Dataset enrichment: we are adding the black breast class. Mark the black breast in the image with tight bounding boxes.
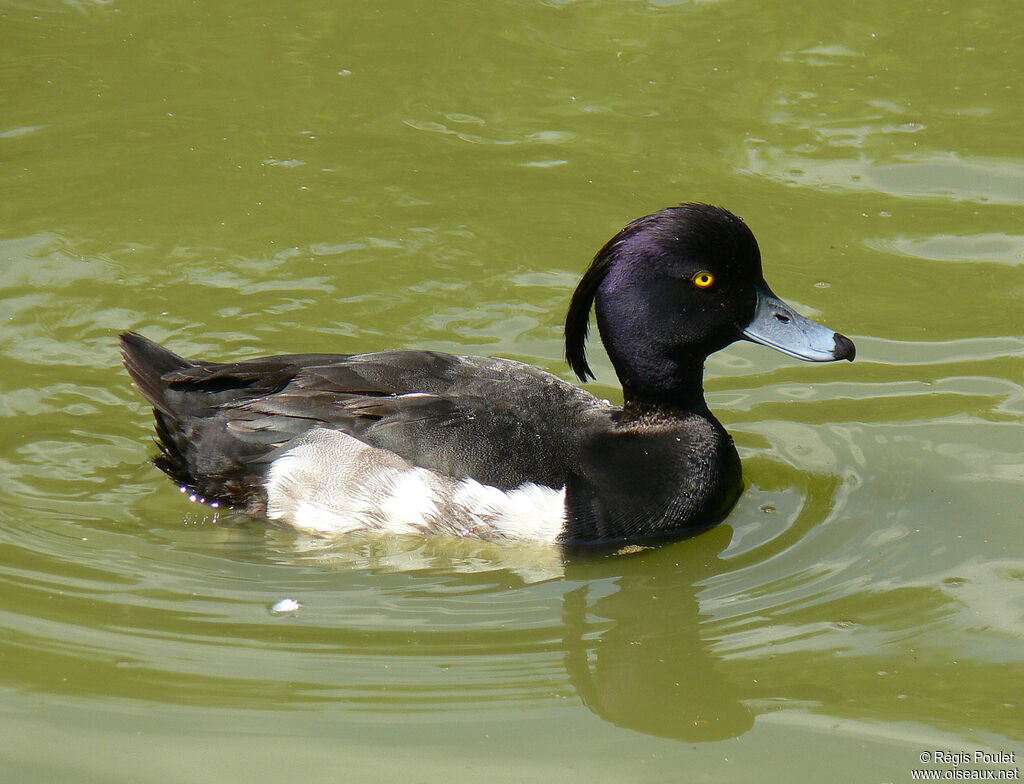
[561,410,742,544]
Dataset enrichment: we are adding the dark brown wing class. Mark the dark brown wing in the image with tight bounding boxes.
[120,332,605,509]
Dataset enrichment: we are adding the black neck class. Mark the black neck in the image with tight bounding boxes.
[615,354,710,421]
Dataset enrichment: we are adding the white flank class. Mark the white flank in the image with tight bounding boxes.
[449,478,566,541]
[264,428,567,543]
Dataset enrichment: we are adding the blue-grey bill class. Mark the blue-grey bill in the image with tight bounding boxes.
[741,284,856,362]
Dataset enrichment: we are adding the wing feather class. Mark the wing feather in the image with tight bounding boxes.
[121,332,607,507]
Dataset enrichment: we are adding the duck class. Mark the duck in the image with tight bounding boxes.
[121,203,855,546]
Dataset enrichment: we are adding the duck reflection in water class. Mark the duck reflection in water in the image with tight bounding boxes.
[561,527,754,741]
[259,521,839,743]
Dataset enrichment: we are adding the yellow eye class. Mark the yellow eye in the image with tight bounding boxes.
[693,271,715,289]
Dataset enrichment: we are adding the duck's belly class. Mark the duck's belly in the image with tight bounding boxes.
[264,428,567,542]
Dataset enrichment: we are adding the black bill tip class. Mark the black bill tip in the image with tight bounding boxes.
[833,332,856,362]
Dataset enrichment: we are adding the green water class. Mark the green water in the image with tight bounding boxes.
[1,0,1022,781]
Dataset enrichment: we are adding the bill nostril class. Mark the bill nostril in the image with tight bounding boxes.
[774,312,791,324]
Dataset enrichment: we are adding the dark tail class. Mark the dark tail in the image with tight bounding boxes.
[119,331,194,416]
[120,331,207,494]
[119,332,280,509]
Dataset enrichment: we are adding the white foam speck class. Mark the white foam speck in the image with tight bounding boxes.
[271,598,301,614]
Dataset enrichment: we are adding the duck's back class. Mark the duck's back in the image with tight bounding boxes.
[120,332,606,528]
